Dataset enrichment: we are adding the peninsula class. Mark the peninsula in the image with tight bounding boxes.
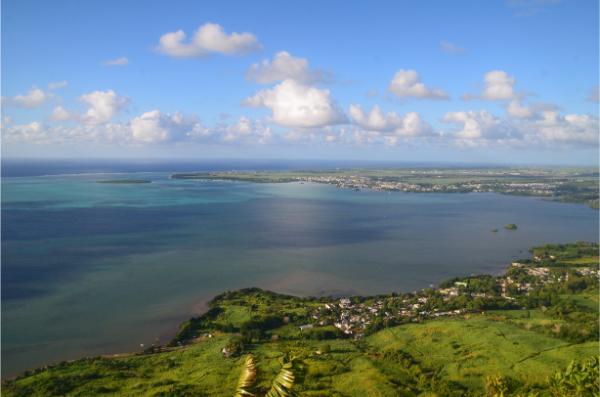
[171,167,600,208]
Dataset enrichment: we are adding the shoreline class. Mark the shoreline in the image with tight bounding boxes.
[0,247,546,380]
[2,243,600,383]
[0,268,501,381]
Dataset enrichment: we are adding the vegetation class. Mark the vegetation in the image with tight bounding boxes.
[3,242,598,396]
[548,356,599,396]
[505,223,518,230]
[531,242,599,262]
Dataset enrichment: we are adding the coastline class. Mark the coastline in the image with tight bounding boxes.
[0,260,508,380]
[5,241,598,397]
[2,237,584,380]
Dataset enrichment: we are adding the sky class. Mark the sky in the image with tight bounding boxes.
[1,0,599,165]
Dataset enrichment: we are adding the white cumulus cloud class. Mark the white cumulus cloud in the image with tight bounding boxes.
[401,112,433,137]
[443,110,507,140]
[349,104,402,131]
[442,106,598,147]
[507,99,533,118]
[157,23,261,58]
[79,90,128,124]
[50,106,75,121]
[482,70,516,100]
[4,88,48,108]
[244,79,346,128]
[532,111,598,145]
[246,51,326,84]
[219,117,272,144]
[2,121,45,142]
[462,70,518,101]
[2,121,132,145]
[131,110,209,143]
[131,110,170,143]
[388,70,448,100]
[348,105,432,137]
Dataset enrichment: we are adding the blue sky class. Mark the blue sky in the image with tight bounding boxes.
[2,0,598,164]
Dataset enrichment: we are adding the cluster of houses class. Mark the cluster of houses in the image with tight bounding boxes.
[509,261,599,286]
[303,294,468,337]
[500,262,594,298]
[577,267,599,277]
[312,298,381,336]
[299,262,598,337]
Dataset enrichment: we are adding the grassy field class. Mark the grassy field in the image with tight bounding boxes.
[566,293,599,311]
[564,256,600,265]
[368,317,597,390]
[4,316,597,396]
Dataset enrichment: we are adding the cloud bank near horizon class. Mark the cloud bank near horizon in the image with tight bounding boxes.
[2,20,598,158]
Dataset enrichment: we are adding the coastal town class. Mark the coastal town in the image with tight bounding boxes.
[297,247,600,338]
[166,242,599,350]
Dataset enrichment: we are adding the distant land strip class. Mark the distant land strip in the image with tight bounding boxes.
[171,167,600,208]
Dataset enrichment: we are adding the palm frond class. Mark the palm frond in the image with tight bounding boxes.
[234,354,257,397]
[265,358,295,397]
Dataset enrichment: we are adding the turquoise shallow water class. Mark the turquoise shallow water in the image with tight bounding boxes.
[2,172,598,376]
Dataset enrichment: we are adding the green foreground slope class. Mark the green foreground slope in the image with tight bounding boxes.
[3,318,597,397]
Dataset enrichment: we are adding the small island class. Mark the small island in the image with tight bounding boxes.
[505,223,518,230]
[96,179,151,184]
